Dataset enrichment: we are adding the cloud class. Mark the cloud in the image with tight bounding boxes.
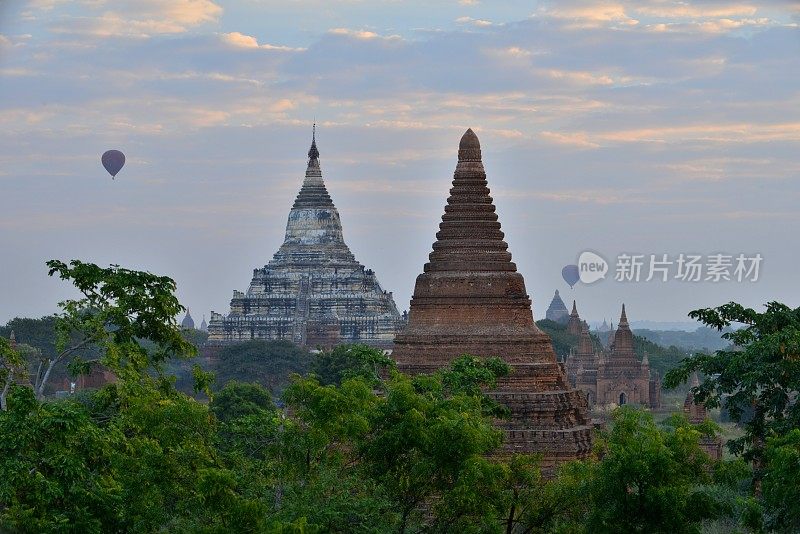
[540,131,601,149]
[455,16,496,27]
[646,17,773,33]
[220,32,304,51]
[543,68,616,86]
[328,28,402,41]
[47,0,223,38]
[537,3,639,27]
[633,3,758,18]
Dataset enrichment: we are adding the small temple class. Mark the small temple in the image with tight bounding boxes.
[565,303,661,409]
[181,310,195,330]
[208,128,404,349]
[566,300,582,336]
[392,129,593,470]
[545,290,569,323]
[684,372,723,459]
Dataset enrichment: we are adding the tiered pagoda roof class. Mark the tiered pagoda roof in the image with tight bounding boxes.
[208,128,403,348]
[393,129,592,470]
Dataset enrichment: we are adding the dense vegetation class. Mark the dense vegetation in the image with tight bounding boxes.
[210,340,314,395]
[635,327,732,353]
[0,261,798,532]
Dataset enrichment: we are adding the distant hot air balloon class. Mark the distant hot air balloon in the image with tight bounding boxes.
[562,264,580,288]
[101,150,125,178]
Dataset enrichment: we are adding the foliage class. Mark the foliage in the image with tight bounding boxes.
[762,429,800,532]
[0,385,123,533]
[0,316,61,359]
[585,408,720,533]
[634,327,733,353]
[24,260,196,399]
[212,340,313,394]
[211,380,275,423]
[664,301,800,465]
[0,337,25,409]
[4,268,797,533]
[0,316,102,395]
[281,355,514,533]
[310,343,394,386]
[632,335,694,379]
[536,319,579,359]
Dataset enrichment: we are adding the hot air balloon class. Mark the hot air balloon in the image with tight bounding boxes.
[562,264,580,288]
[101,150,125,178]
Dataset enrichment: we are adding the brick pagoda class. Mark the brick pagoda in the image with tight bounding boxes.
[392,129,593,469]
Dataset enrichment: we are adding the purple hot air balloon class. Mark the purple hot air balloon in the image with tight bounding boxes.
[562,264,580,288]
[101,150,125,178]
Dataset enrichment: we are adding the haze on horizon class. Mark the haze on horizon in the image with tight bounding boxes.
[0,0,798,326]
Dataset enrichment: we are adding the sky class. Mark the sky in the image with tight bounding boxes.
[0,0,798,326]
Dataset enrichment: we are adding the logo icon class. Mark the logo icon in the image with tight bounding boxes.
[578,251,608,284]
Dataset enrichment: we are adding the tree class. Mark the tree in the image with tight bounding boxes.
[310,343,395,386]
[586,407,718,533]
[536,319,579,360]
[0,337,24,410]
[358,356,510,532]
[0,385,124,532]
[33,260,195,398]
[211,380,276,423]
[664,301,800,468]
[212,340,313,394]
[279,355,513,533]
[762,429,800,532]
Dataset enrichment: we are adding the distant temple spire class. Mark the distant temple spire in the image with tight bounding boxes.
[546,289,569,323]
[610,304,634,356]
[9,330,16,349]
[200,315,208,332]
[308,122,319,161]
[566,299,582,336]
[181,309,195,330]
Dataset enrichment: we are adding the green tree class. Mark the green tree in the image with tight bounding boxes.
[310,343,394,386]
[211,380,276,423]
[34,260,195,397]
[536,319,579,360]
[279,355,513,533]
[762,429,800,532]
[212,340,313,394]
[664,301,800,467]
[586,407,719,533]
[0,337,25,410]
[0,385,124,533]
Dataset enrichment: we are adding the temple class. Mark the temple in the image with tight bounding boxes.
[545,290,569,323]
[392,129,593,470]
[565,303,661,409]
[566,300,582,336]
[181,310,195,330]
[684,372,723,459]
[208,129,404,349]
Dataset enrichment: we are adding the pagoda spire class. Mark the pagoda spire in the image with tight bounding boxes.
[610,304,635,357]
[571,300,578,315]
[425,128,515,273]
[308,122,319,162]
[292,124,334,209]
[273,124,356,266]
[619,303,629,327]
